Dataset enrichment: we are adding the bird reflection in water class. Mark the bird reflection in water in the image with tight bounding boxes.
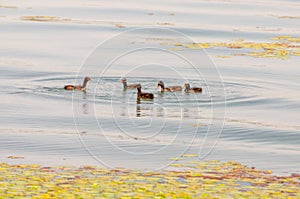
[155,92,166,118]
[119,91,127,117]
[136,98,154,117]
[183,107,190,118]
[82,92,89,115]
[136,99,141,117]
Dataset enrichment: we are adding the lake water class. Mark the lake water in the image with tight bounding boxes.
[1,0,300,175]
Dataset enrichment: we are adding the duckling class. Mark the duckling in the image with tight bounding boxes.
[120,78,141,90]
[64,77,91,91]
[137,84,154,99]
[183,83,202,93]
[157,81,182,92]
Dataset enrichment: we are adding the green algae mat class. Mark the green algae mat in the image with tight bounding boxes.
[1,159,299,198]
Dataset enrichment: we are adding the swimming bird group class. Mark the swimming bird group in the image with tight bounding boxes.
[64,77,202,99]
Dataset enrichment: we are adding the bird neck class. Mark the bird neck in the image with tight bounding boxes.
[184,85,190,92]
[137,87,142,95]
[123,81,127,88]
[159,84,165,90]
[82,78,89,88]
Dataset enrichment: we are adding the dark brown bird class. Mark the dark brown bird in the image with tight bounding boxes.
[183,83,202,93]
[120,78,141,90]
[137,84,154,99]
[157,81,182,92]
[64,77,91,91]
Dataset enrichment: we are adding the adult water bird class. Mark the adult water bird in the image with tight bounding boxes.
[183,83,202,93]
[120,78,141,90]
[157,81,182,92]
[64,77,91,91]
[137,84,154,99]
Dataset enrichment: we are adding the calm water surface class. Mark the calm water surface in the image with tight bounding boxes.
[0,0,300,174]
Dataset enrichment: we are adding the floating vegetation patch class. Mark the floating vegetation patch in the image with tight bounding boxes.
[0,5,17,9]
[1,160,300,198]
[20,15,170,29]
[7,156,24,159]
[20,16,127,28]
[166,37,300,59]
[271,36,300,43]
[270,14,300,20]
[157,22,174,26]
[115,24,126,28]
[21,16,67,22]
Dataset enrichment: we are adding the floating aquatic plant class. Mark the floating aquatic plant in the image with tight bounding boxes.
[166,37,300,60]
[1,158,299,198]
[21,16,62,22]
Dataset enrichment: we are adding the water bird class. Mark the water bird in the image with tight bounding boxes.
[183,83,202,93]
[137,85,154,99]
[64,77,91,91]
[157,81,182,92]
[120,78,141,90]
